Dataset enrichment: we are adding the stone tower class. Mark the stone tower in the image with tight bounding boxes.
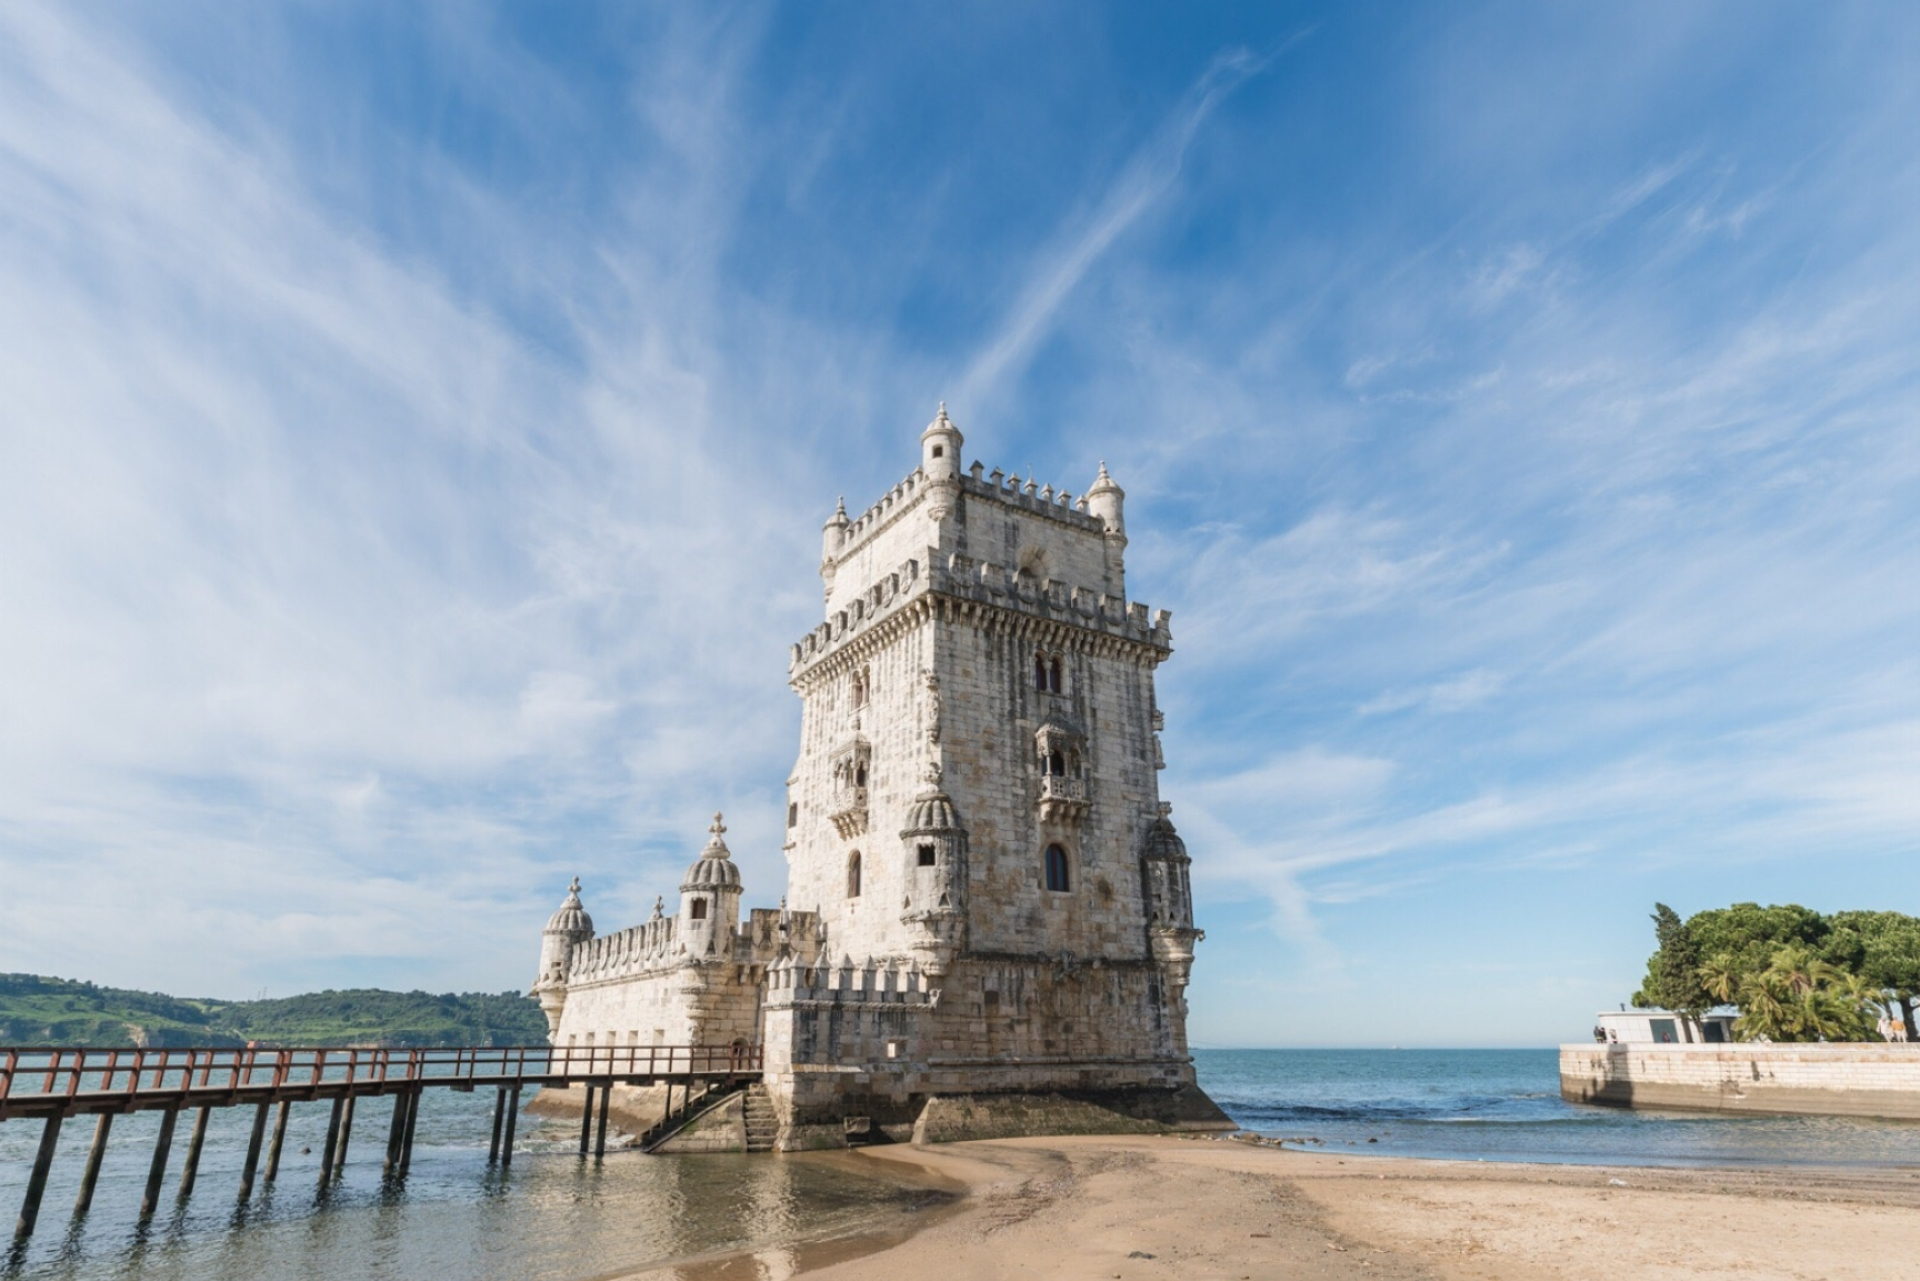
[533,406,1225,1147]
[765,405,1220,1144]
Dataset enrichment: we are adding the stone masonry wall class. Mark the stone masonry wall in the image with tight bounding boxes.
[1560,1043,1920,1119]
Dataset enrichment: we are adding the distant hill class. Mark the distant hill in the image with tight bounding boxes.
[0,974,550,1048]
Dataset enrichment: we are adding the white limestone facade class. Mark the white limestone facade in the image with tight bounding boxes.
[533,407,1220,1147]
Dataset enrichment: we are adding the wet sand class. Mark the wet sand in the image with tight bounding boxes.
[622,1133,1920,1281]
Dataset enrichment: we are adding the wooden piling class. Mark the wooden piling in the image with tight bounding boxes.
[594,1084,611,1158]
[177,1106,212,1199]
[499,1085,520,1169]
[333,1096,355,1175]
[317,1097,345,1187]
[74,1113,112,1216]
[397,1088,420,1177]
[238,1101,270,1201]
[383,1091,409,1172]
[579,1085,595,1156]
[139,1106,179,1220]
[14,1114,62,1240]
[487,1087,506,1164]
[263,1100,291,1184]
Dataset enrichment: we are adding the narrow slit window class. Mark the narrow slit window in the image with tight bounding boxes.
[787,802,798,828]
[1049,657,1063,694]
[1034,654,1049,691]
[847,851,862,898]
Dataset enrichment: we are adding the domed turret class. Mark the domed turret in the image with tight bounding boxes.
[920,402,964,482]
[1086,461,1127,595]
[680,813,743,957]
[1140,804,1201,1018]
[533,877,594,1039]
[900,761,967,977]
[545,877,595,936]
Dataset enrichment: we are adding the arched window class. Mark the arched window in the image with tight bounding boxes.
[1047,750,1065,777]
[1034,654,1049,691]
[689,897,708,921]
[847,851,862,898]
[1044,844,1070,892]
[1049,657,1063,694]
[855,764,868,788]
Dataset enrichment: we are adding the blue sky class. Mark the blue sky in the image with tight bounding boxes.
[1,3,1915,1046]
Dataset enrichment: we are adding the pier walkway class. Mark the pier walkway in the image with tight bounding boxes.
[3,1043,760,1243]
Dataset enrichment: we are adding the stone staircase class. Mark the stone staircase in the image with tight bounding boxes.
[742,1084,777,1153]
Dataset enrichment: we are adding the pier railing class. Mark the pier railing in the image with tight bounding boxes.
[4,1042,762,1242]
[0,1043,760,1118]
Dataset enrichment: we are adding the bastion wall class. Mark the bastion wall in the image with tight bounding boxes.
[1559,1043,1920,1120]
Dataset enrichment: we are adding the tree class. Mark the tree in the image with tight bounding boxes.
[1687,903,1829,979]
[1830,911,1920,1040]
[1730,943,1878,1043]
[1632,903,1712,1030]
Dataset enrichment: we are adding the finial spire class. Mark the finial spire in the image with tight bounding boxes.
[710,811,726,837]
[567,876,581,896]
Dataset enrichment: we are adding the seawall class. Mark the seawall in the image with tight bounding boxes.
[1560,1043,1920,1120]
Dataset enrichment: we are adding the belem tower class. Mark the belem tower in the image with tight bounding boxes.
[533,407,1228,1148]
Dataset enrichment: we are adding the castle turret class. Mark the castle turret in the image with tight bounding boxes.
[921,402,963,482]
[1086,461,1126,595]
[534,877,593,1039]
[820,498,849,600]
[680,813,743,958]
[899,760,968,980]
[1140,804,1201,1041]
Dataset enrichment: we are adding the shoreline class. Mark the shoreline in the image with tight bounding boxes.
[614,1134,1920,1281]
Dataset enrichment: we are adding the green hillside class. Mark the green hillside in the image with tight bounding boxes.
[0,974,550,1048]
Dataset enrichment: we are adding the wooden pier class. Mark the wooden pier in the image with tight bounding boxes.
[2,1043,760,1242]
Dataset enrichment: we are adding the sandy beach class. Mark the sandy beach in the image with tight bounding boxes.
[620,1134,1920,1281]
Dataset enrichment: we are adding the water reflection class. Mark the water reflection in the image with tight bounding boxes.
[0,1095,945,1281]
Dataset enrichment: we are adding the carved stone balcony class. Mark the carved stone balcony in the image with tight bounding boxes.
[1036,775,1089,824]
[829,787,869,838]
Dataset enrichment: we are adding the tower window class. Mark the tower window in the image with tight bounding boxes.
[847,851,862,898]
[1044,844,1071,892]
[917,843,937,867]
[1034,654,1049,691]
[855,764,867,788]
[1049,657,1063,694]
[932,445,944,458]
[787,802,798,828]
[1046,750,1065,777]
[689,897,708,921]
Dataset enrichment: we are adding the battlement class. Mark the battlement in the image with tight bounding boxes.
[563,906,826,989]
[789,550,1171,682]
[564,915,681,985]
[958,462,1107,532]
[764,952,937,1006]
[824,459,1110,570]
[826,468,930,563]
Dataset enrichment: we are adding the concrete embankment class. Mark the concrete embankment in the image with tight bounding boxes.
[1561,1042,1920,1119]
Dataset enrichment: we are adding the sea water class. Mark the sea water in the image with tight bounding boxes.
[0,1092,945,1280]
[1199,1047,1920,1168]
[5,1050,1920,1279]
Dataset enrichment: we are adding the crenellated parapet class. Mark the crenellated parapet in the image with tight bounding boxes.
[789,551,1172,687]
[764,953,938,1009]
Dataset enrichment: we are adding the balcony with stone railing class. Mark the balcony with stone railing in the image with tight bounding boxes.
[1037,775,1089,824]
[829,787,869,838]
